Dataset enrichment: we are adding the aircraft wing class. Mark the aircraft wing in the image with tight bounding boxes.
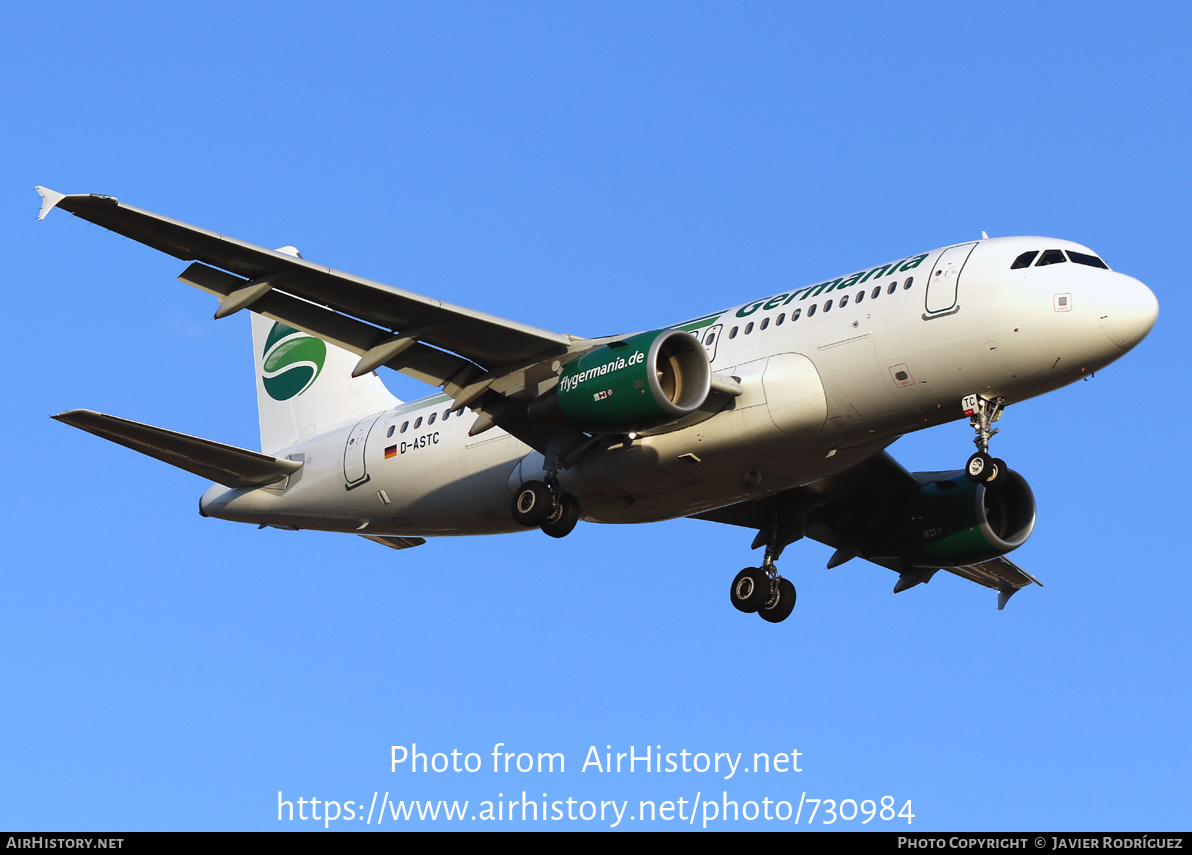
[691,451,918,532]
[36,188,580,413]
[939,556,1042,608]
[691,451,1043,608]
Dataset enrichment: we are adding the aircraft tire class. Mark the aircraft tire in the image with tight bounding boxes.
[987,458,1008,484]
[730,567,770,613]
[758,577,796,623]
[966,452,994,483]
[512,480,552,527]
[541,493,580,539]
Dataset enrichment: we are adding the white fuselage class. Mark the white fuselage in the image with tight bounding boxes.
[200,236,1157,535]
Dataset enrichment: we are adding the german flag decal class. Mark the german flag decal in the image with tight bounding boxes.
[385,445,397,459]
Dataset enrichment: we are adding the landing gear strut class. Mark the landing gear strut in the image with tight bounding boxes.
[729,494,801,623]
[963,394,1008,484]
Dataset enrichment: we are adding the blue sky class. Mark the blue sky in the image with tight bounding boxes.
[2,2,1188,831]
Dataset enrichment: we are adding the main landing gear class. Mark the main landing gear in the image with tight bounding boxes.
[730,565,796,623]
[729,493,802,623]
[512,479,580,539]
[963,394,1009,484]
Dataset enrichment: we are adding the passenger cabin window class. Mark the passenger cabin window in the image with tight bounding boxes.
[871,285,881,299]
[729,326,738,339]
[807,304,817,317]
[886,281,897,295]
[823,299,833,312]
[704,331,716,346]
[776,313,785,325]
[386,425,395,438]
[760,317,769,330]
[400,421,409,433]
[1011,250,1039,269]
[839,294,849,307]
[904,277,914,290]
[428,412,437,425]
[1036,249,1067,266]
[792,309,801,321]
[1069,251,1109,269]
[745,322,754,335]
[414,417,423,429]
[856,290,864,303]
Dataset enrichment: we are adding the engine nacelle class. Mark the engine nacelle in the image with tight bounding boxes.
[545,328,712,433]
[863,470,1036,567]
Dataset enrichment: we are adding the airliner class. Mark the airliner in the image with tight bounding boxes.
[37,187,1158,622]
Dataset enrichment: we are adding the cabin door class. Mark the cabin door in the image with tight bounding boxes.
[923,243,977,318]
[343,413,384,489]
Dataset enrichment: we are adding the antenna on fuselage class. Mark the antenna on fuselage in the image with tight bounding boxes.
[981,231,989,240]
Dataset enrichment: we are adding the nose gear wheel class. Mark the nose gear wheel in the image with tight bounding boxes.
[963,395,1008,484]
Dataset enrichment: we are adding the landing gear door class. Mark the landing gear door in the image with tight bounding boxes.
[923,243,977,319]
[344,412,383,489]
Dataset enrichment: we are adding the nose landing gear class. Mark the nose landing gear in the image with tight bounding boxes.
[963,394,1008,484]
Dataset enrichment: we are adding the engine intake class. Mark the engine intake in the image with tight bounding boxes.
[863,469,1036,567]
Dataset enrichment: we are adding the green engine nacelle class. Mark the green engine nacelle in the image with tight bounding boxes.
[865,471,1037,567]
[553,328,712,433]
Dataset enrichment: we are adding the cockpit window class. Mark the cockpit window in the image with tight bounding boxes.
[1068,251,1109,269]
[1036,249,1067,267]
[1011,251,1038,269]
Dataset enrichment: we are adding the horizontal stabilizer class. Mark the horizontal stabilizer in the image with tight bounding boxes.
[359,534,427,551]
[52,409,302,489]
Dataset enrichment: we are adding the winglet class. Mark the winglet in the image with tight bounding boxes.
[35,186,66,221]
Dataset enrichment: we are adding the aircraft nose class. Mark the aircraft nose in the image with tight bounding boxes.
[1100,276,1159,350]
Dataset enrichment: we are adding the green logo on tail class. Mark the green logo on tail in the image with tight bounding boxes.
[262,323,327,401]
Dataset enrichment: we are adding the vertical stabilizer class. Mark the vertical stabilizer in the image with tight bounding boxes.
[251,312,401,454]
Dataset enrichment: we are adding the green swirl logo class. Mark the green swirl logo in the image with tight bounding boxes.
[261,322,327,401]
